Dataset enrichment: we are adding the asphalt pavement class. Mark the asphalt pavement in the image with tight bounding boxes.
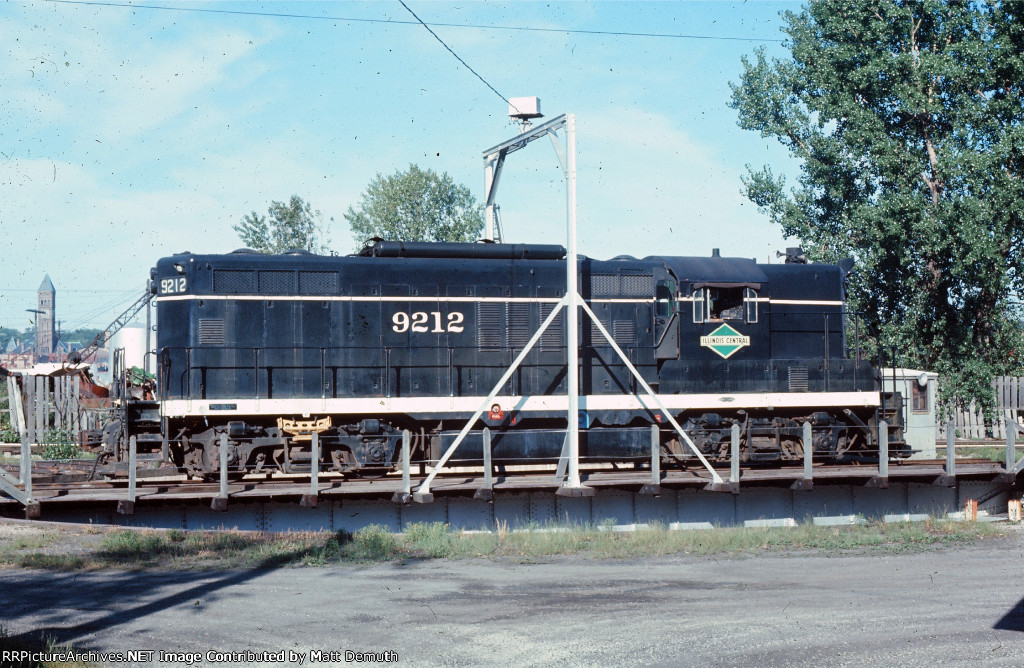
[2,533,1023,667]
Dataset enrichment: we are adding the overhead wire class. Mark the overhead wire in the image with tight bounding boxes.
[59,284,149,332]
[396,0,510,108]
[42,0,786,43]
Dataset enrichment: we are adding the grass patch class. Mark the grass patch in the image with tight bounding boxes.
[0,625,95,668]
[0,519,1006,571]
[938,446,1013,464]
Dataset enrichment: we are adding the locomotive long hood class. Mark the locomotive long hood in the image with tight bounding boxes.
[649,255,768,286]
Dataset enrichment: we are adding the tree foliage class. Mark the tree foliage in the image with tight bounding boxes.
[344,164,484,249]
[729,0,1024,409]
[234,195,330,254]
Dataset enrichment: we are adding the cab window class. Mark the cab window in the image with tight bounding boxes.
[655,280,676,318]
[693,286,759,323]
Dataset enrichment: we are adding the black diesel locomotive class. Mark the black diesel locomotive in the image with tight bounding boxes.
[137,241,905,477]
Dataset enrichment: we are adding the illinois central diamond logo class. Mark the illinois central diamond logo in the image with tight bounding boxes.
[700,323,751,359]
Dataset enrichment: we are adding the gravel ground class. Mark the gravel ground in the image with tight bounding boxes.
[0,522,1022,667]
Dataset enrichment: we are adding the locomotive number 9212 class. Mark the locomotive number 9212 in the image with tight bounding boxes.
[392,310,465,333]
[159,277,188,295]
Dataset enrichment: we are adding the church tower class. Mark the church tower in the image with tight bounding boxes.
[36,274,55,360]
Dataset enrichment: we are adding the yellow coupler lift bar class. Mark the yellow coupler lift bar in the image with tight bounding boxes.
[277,417,332,442]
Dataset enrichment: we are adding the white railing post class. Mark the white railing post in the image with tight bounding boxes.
[651,424,660,486]
[791,421,814,491]
[129,435,137,503]
[802,421,813,484]
[878,420,888,480]
[19,426,30,487]
[118,435,137,515]
[311,431,319,493]
[393,430,412,504]
[640,424,661,495]
[475,427,494,501]
[301,431,320,508]
[22,429,33,507]
[1006,417,1015,473]
[945,420,956,477]
[730,423,740,486]
[211,432,229,511]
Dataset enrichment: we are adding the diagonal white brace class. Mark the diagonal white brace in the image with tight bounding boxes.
[415,295,570,499]
[0,469,30,505]
[579,298,723,484]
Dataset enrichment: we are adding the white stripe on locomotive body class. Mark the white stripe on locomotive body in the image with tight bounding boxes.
[676,296,842,306]
[158,294,842,307]
[767,299,844,306]
[161,391,880,419]
[157,294,568,303]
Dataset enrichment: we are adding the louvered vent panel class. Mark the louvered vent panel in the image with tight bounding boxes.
[258,270,293,294]
[590,317,609,346]
[621,274,654,296]
[540,304,563,350]
[613,320,635,346]
[198,319,225,345]
[507,303,532,351]
[213,270,254,293]
[590,274,619,297]
[789,366,809,392]
[478,303,503,350]
[299,271,338,295]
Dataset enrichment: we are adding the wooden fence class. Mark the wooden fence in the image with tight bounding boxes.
[937,376,1024,441]
[5,373,109,445]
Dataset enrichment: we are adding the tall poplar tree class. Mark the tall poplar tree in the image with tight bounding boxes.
[730,0,1024,408]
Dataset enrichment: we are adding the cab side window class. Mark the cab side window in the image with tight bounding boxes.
[655,280,676,318]
[693,286,759,323]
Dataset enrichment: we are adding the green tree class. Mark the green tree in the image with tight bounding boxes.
[729,0,1024,410]
[344,164,484,249]
[234,195,331,254]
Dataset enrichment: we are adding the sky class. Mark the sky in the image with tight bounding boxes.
[0,0,803,331]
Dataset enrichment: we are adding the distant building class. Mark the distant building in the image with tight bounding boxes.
[36,274,56,360]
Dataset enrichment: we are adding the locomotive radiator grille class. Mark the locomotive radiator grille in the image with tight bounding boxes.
[299,271,338,295]
[213,269,254,293]
[258,270,293,294]
[197,319,225,345]
[789,365,809,392]
[478,303,503,350]
[613,320,635,346]
[539,304,563,350]
[507,303,532,350]
[590,273,654,297]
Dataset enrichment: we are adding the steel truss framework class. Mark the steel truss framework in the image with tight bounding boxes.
[414,114,723,502]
